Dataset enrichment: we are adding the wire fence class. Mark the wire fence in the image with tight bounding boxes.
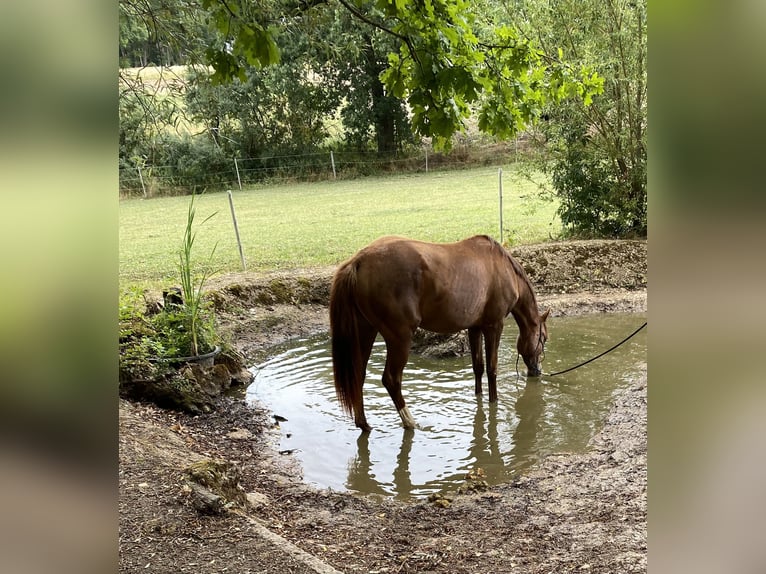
[118,139,534,198]
[119,162,558,282]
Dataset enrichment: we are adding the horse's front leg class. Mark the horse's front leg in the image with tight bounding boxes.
[381,334,416,429]
[468,327,484,395]
[484,323,503,403]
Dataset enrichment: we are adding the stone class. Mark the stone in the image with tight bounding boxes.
[189,483,225,515]
[245,491,271,509]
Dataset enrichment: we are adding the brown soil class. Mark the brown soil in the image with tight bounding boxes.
[119,239,647,573]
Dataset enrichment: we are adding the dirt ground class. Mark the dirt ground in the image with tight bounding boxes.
[119,239,647,573]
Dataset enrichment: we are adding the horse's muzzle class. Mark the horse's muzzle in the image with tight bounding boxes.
[527,366,542,377]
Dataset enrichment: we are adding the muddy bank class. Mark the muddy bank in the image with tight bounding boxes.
[119,239,647,573]
[208,239,646,362]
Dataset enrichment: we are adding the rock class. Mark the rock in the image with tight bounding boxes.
[245,491,271,509]
[189,483,225,515]
[427,493,453,508]
[610,450,629,463]
[119,340,255,414]
[412,330,469,357]
[231,367,254,386]
[184,458,247,512]
[215,348,253,386]
[119,370,215,415]
[227,428,254,440]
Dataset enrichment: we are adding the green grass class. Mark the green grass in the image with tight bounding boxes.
[119,165,561,288]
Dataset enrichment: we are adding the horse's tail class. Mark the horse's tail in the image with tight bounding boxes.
[329,261,365,419]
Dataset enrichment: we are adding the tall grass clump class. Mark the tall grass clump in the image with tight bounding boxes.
[177,194,217,356]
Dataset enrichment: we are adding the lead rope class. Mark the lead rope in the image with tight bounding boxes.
[545,321,647,377]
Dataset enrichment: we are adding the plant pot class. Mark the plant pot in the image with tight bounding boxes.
[163,346,222,368]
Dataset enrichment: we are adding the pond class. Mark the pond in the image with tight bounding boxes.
[246,313,646,500]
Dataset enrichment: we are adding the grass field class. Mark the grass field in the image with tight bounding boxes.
[119,165,561,288]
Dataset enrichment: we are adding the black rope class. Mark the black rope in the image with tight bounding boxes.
[545,321,647,377]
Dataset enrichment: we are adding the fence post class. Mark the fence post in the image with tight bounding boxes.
[137,165,147,198]
[234,157,243,191]
[425,148,429,173]
[330,151,337,179]
[498,168,504,243]
[227,190,247,270]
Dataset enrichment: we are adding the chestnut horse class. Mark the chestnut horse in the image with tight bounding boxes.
[330,235,549,432]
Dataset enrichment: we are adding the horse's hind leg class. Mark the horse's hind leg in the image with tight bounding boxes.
[353,322,378,432]
[468,327,484,395]
[381,333,416,429]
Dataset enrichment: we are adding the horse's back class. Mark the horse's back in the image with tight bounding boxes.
[355,235,491,268]
[349,235,514,333]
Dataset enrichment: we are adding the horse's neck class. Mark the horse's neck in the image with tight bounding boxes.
[510,277,539,334]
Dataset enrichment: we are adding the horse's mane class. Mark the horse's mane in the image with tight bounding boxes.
[478,234,537,301]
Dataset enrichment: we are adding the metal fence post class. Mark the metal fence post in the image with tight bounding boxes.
[227,190,247,270]
[137,165,147,198]
[498,168,504,243]
[234,157,243,190]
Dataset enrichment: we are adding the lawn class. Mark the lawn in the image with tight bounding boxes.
[119,165,560,288]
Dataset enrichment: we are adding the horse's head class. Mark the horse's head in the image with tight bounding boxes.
[517,309,550,377]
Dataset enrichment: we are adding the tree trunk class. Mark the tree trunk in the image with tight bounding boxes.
[364,36,397,154]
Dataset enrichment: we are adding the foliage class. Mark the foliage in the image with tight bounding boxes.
[199,0,280,82]
[516,0,647,237]
[119,291,218,381]
[316,5,416,152]
[185,62,338,158]
[380,0,602,148]
[119,0,598,172]
[158,132,235,189]
[118,66,190,171]
[119,288,171,381]
[119,196,219,378]
[195,0,602,149]
[119,0,220,169]
[184,4,416,157]
[550,125,643,236]
[119,0,213,67]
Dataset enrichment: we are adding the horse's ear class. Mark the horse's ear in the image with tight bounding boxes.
[541,309,550,322]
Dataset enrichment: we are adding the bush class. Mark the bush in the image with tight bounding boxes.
[550,126,646,238]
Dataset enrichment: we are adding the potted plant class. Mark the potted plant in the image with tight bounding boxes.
[119,193,220,373]
[119,194,225,412]
[167,193,220,363]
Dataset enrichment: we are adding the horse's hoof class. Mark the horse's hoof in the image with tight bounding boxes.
[358,423,372,433]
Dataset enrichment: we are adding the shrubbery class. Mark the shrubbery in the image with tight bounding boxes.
[550,128,646,237]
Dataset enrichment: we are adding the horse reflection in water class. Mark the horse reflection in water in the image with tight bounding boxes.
[346,430,417,498]
[345,380,546,499]
[330,235,549,432]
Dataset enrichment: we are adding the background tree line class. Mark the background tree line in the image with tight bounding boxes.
[119,0,646,237]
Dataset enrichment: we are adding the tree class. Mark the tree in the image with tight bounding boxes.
[119,0,213,67]
[186,62,339,157]
[315,4,415,153]
[119,0,216,167]
[185,2,416,157]
[199,0,603,149]
[515,0,647,237]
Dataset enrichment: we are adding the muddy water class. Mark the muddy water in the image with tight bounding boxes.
[246,313,646,500]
